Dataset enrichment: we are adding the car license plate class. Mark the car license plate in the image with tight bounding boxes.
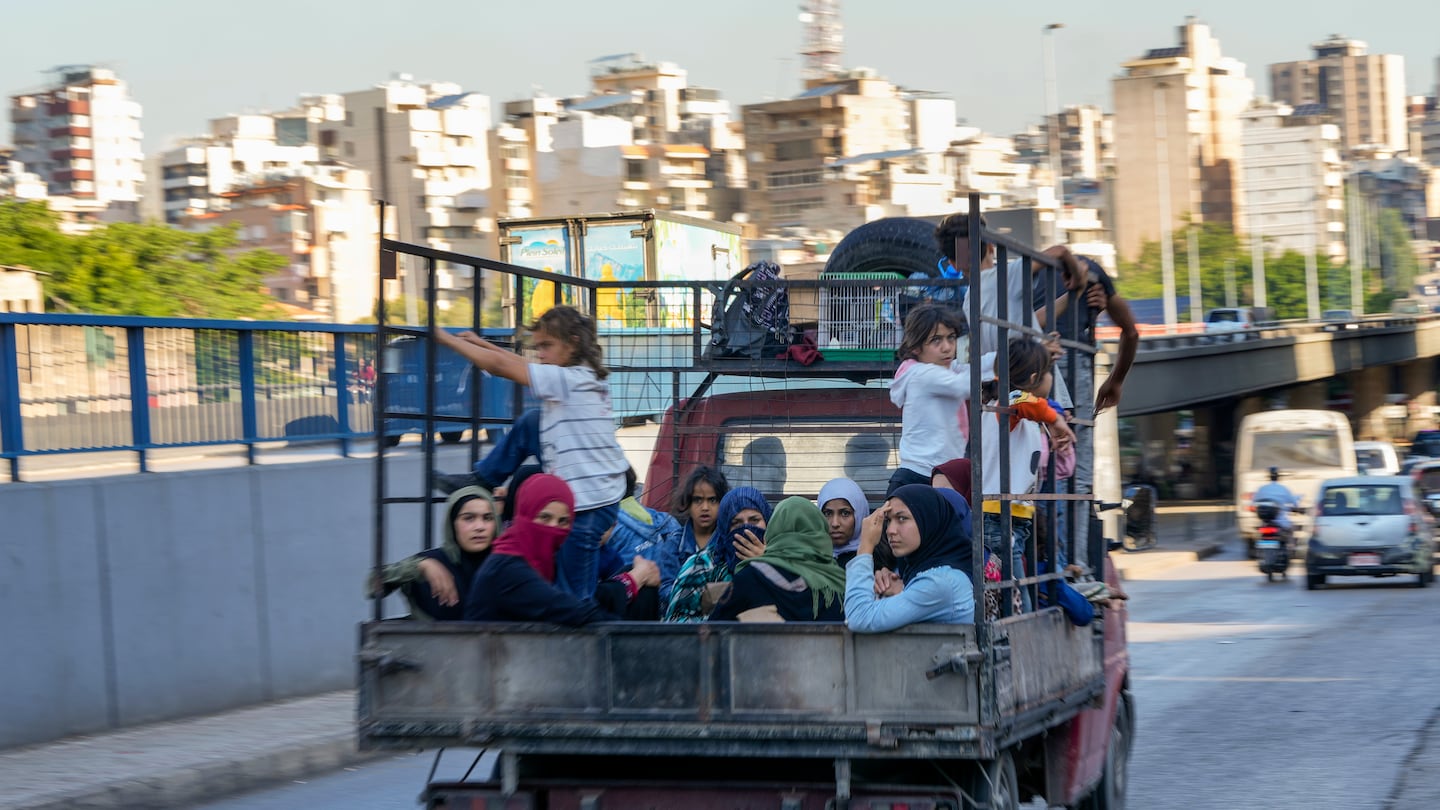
[1349,553,1381,567]
[1256,539,1280,549]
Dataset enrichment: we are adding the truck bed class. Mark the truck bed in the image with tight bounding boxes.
[358,608,1104,761]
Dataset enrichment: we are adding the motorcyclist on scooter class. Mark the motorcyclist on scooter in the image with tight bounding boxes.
[1253,467,1300,535]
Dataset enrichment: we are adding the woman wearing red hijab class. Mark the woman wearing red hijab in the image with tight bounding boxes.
[465,473,658,625]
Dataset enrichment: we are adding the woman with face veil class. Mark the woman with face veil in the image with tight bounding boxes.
[465,474,658,626]
[708,497,846,622]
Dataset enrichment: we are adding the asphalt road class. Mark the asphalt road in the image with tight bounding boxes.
[195,547,1440,809]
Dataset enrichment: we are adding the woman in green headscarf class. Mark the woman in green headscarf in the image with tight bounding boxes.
[707,496,846,622]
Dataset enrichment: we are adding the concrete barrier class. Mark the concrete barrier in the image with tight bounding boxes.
[0,455,432,749]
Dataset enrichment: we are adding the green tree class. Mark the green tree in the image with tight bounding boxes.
[0,200,286,319]
[1115,221,1376,321]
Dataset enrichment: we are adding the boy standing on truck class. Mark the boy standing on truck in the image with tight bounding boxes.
[433,306,628,600]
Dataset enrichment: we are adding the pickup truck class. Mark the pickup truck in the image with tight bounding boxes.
[360,202,1132,809]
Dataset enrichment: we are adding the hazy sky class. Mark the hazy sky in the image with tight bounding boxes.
[4,0,1437,152]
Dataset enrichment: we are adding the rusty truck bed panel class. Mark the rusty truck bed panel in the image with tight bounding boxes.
[358,611,1104,759]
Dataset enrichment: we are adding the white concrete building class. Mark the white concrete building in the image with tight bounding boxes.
[10,66,144,205]
[156,113,318,224]
[1239,102,1347,262]
[312,78,494,300]
[0,152,48,201]
[0,265,45,313]
[1270,36,1408,155]
[1112,18,1254,260]
[182,164,379,322]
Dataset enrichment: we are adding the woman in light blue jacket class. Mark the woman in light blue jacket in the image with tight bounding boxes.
[845,484,975,632]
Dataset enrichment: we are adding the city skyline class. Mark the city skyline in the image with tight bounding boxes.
[4,0,1436,152]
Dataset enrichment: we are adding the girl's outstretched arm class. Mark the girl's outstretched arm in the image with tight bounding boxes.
[434,329,531,385]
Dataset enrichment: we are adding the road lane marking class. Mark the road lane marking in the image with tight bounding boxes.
[1135,676,1359,683]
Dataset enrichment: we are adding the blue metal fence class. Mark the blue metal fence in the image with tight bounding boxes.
[0,313,380,481]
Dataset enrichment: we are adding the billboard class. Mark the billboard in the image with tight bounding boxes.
[505,225,575,324]
[653,218,743,327]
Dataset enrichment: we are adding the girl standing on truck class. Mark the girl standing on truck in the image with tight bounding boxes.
[664,487,771,623]
[844,484,975,632]
[707,497,846,622]
[433,306,629,602]
[465,473,659,626]
[367,485,498,621]
[977,337,1074,610]
[887,304,971,496]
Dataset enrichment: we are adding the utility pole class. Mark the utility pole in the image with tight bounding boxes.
[1305,198,1320,321]
[1043,23,1064,245]
[1187,225,1202,322]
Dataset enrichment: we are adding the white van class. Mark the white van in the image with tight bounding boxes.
[1235,409,1356,555]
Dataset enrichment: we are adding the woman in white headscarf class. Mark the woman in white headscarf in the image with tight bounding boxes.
[816,477,871,567]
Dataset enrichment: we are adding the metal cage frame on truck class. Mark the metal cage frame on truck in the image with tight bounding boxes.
[359,194,1132,809]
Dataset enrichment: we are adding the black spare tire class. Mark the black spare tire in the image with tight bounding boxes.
[822,217,947,278]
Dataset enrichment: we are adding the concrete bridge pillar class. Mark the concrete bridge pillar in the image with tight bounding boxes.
[1285,382,1329,410]
[1348,365,1393,441]
[1402,359,1438,433]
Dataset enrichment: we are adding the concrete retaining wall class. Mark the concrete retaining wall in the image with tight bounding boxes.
[0,455,431,749]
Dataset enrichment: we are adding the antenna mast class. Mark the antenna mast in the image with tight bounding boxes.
[798,0,844,85]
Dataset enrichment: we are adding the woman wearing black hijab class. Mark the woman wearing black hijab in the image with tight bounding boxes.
[844,484,976,632]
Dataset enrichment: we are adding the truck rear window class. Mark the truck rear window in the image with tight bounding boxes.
[717,421,900,503]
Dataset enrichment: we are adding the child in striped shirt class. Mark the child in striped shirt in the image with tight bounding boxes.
[434,306,628,600]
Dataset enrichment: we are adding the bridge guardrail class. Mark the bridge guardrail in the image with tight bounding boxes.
[0,314,378,481]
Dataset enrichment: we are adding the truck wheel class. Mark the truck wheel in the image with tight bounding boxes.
[972,749,1019,810]
[439,431,465,444]
[1091,694,1133,810]
[1305,572,1325,590]
[382,434,403,448]
[823,217,946,277]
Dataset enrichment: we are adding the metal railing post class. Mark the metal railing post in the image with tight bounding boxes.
[333,332,352,457]
[238,330,258,465]
[0,322,25,481]
[125,326,151,473]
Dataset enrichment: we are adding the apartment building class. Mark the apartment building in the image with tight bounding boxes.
[1239,102,1347,262]
[9,66,144,205]
[311,78,494,301]
[181,165,378,322]
[530,114,715,217]
[741,69,915,234]
[154,113,318,224]
[1111,18,1254,260]
[1270,36,1408,154]
[1013,105,1112,183]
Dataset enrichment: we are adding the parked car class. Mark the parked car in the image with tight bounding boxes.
[1354,440,1401,476]
[1305,476,1435,590]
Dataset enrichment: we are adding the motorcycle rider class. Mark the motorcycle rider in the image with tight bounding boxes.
[1252,466,1300,550]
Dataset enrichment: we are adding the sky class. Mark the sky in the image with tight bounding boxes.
[3,0,1438,153]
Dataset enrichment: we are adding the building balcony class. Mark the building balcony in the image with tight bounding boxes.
[414,149,448,167]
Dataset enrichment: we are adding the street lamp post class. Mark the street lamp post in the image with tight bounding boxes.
[1043,23,1064,244]
[1154,81,1178,329]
